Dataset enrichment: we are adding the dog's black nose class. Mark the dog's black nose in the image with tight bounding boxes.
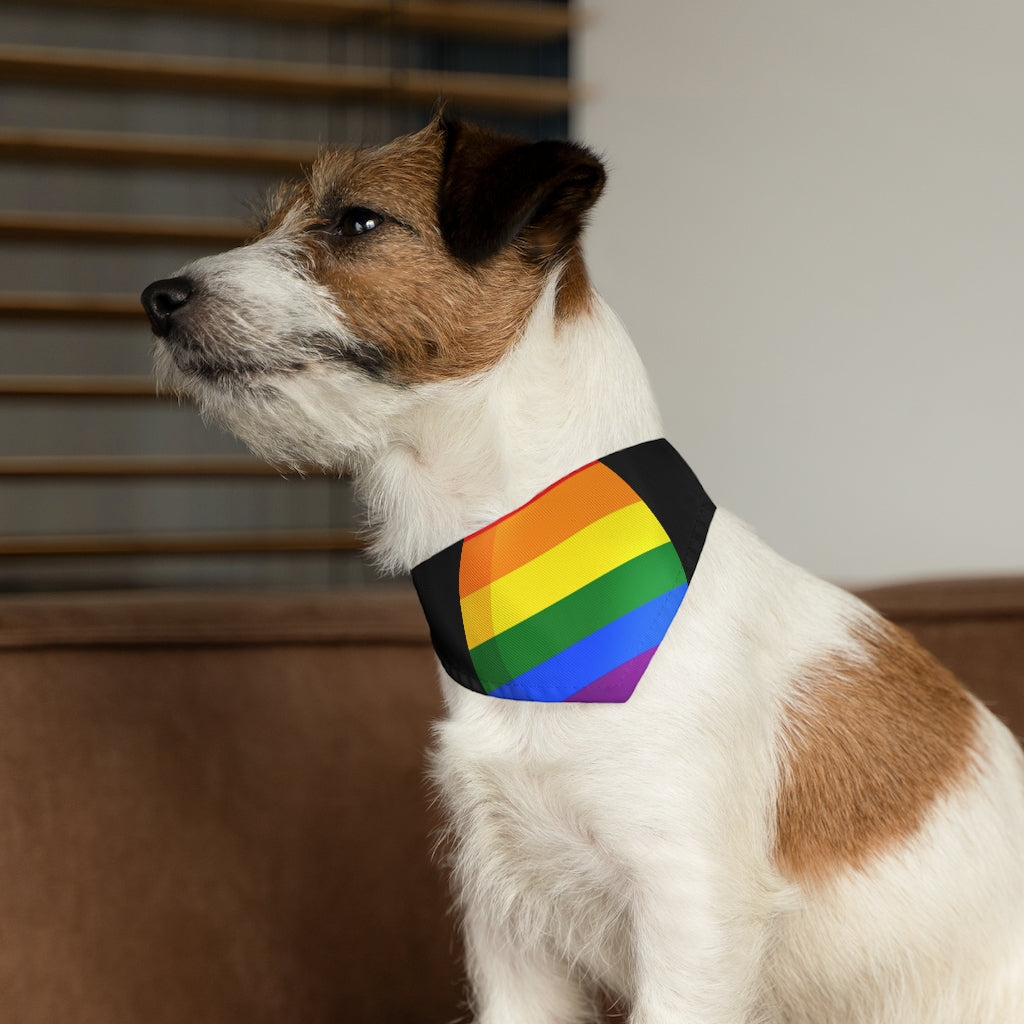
[141,277,193,336]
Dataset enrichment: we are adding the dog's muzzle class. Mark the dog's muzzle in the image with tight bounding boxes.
[141,276,194,337]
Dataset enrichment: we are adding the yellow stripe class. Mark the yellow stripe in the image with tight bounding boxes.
[460,500,668,649]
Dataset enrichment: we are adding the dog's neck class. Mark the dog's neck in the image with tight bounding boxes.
[358,278,665,574]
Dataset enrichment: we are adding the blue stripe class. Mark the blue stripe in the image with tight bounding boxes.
[488,584,687,702]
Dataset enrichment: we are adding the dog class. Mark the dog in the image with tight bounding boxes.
[142,117,1024,1023]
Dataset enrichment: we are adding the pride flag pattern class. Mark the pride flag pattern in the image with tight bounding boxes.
[411,439,715,704]
[459,461,685,701]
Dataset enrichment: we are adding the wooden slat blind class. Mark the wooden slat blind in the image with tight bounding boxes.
[0,295,143,321]
[0,529,362,557]
[0,375,154,397]
[0,44,577,114]
[0,0,574,590]
[0,128,321,174]
[0,211,251,247]
[0,456,289,477]
[30,0,577,41]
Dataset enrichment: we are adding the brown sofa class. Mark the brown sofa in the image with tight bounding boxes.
[0,579,1021,1023]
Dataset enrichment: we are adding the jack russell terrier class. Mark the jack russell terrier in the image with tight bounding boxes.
[142,117,1024,1023]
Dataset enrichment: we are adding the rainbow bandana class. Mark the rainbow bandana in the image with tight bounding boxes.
[411,439,715,703]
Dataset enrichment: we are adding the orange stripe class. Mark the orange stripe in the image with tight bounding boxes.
[459,520,498,622]
[459,461,641,598]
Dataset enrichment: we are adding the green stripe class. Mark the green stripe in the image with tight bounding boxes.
[467,542,684,691]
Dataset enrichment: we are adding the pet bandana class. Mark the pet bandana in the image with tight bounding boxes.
[411,439,715,703]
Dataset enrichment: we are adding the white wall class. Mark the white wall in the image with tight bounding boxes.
[576,0,1024,585]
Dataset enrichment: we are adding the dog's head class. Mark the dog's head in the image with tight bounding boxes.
[141,118,605,470]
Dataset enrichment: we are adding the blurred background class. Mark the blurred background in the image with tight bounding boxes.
[579,0,1024,586]
[0,0,570,592]
[2,0,1022,592]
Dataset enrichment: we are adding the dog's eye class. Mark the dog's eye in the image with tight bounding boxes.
[333,207,386,238]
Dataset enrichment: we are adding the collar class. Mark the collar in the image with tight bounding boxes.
[411,439,715,703]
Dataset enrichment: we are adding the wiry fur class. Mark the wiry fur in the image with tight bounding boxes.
[143,119,1024,1023]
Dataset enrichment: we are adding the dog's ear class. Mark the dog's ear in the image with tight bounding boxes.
[438,118,606,266]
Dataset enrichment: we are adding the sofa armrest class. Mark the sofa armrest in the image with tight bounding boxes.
[859,576,1024,738]
[0,587,461,1024]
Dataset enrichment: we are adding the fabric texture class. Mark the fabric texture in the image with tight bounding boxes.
[411,439,716,702]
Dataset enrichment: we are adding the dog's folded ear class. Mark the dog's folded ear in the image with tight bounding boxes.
[438,118,606,266]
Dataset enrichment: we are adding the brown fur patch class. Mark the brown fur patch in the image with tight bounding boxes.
[554,242,595,322]
[775,618,979,883]
[261,123,567,384]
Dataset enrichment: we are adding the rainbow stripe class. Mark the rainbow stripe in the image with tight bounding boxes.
[411,439,715,705]
[456,460,687,702]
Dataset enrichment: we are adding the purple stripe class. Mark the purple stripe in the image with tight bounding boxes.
[566,646,659,703]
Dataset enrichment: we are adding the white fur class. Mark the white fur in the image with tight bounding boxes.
[152,212,1024,1023]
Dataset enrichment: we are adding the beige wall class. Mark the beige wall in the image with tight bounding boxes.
[576,0,1024,585]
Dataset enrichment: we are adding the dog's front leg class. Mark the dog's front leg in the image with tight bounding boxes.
[462,901,597,1024]
[625,856,776,1024]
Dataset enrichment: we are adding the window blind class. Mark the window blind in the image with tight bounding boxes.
[0,0,574,591]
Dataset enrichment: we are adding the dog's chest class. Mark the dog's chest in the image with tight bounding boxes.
[434,726,633,983]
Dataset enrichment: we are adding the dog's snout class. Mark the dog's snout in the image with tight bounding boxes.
[141,276,193,337]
